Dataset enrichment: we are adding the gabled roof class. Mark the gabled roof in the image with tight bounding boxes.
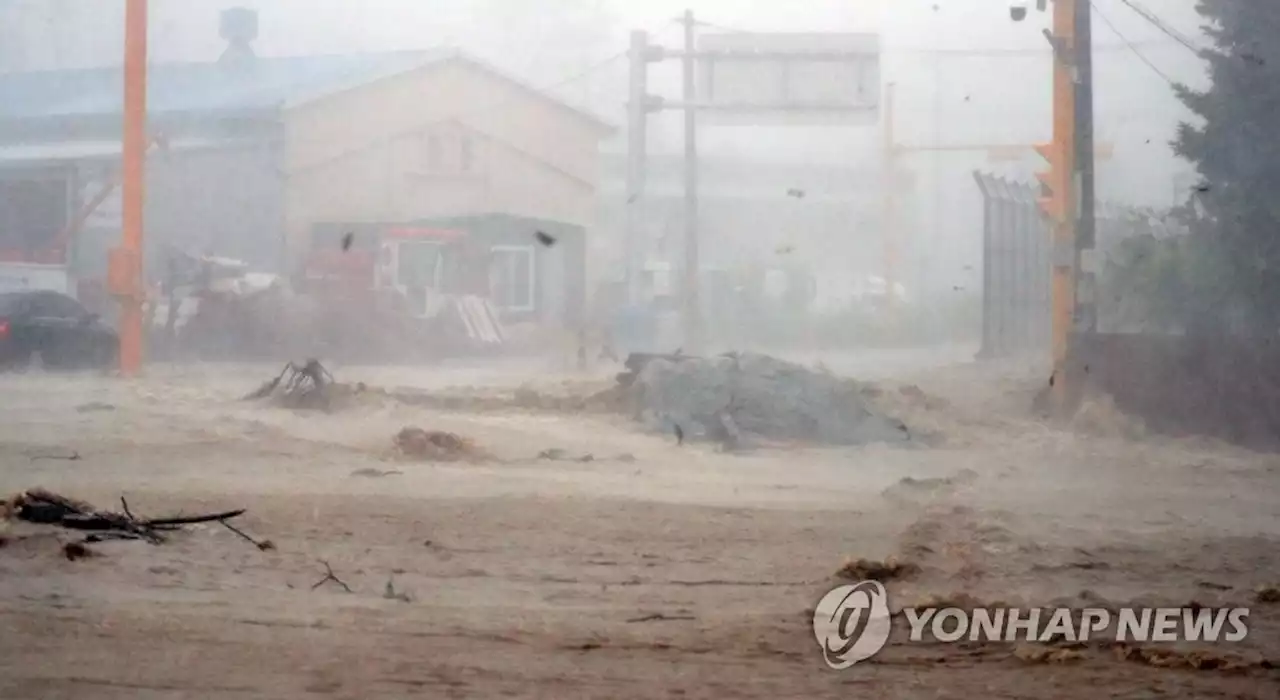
[0,49,613,132]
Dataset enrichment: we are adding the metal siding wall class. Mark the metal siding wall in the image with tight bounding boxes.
[974,171,1052,359]
[976,170,1139,359]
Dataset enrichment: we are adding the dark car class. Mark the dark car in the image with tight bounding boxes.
[0,290,118,371]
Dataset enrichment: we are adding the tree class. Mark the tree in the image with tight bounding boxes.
[1098,208,1201,332]
[1171,0,1280,333]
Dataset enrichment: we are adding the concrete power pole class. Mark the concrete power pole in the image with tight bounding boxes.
[114,0,149,376]
[680,9,702,354]
[625,10,869,354]
[1033,0,1095,410]
[1073,0,1097,338]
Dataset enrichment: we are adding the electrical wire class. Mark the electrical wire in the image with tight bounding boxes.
[692,15,1187,57]
[1093,1,1178,87]
[285,20,677,157]
[690,18,752,35]
[521,18,678,94]
[533,34,652,93]
[1112,0,1203,54]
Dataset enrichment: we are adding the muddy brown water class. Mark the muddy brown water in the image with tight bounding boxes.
[1,349,1277,698]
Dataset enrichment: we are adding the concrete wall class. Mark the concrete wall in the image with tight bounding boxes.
[281,59,607,269]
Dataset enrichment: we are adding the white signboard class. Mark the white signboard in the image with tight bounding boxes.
[696,32,880,126]
[0,262,69,294]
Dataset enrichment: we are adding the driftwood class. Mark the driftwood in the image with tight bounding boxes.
[10,489,95,524]
[218,518,276,551]
[311,560,353,593]
[30,451,82,462]
[6,489,254,547]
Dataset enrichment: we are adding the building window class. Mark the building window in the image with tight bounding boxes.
[489,245,535,312]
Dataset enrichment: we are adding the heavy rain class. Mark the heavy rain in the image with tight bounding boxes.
[0,1,1276,697]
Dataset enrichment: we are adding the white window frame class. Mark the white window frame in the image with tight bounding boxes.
[395,239,444,290]
[489,244,536,313]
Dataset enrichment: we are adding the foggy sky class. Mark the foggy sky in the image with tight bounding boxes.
[0,0,1210,296]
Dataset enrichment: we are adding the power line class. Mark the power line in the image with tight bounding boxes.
[689,18,749,35]
[286,22,678,160]
[886,41,1180,56]
[538,20,679,92]
[537,48,629,91]
[691,15,1192,57]
[1093,1,1177,87]
[1113,0,1203,54]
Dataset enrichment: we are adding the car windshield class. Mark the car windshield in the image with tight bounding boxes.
[24,291,85,318]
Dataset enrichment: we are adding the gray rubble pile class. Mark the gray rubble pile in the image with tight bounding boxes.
[627,352,912,448]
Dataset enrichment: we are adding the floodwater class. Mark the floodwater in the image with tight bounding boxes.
[0,346,1277,698]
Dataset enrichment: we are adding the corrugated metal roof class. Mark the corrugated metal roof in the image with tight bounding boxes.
[0,50,451,121]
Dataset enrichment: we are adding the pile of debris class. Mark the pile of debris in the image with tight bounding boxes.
[2,488,267,557]
[244,359,351,411]
[393,426,486,462]
[616,351,912,449]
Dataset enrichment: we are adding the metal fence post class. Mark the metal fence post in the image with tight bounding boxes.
[1016,180,1040,353]
[994,176,1016,357]
[974,171,994,358]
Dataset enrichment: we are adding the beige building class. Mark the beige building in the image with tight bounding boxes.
[281,50,612,265]
[0,10,613,329]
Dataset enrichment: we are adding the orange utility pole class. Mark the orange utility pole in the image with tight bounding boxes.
[1033,0,1076,408]
[111,0,148,375]
[880,76,1104,331]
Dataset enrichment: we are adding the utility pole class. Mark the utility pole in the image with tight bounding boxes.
[112,0,148,376]
[680,9,702,354]
[1073,0,1097,338]
[1026,0,1096,407]
[624,29,650,306]
[621,12,873,354]
[1032,0,1077,410]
